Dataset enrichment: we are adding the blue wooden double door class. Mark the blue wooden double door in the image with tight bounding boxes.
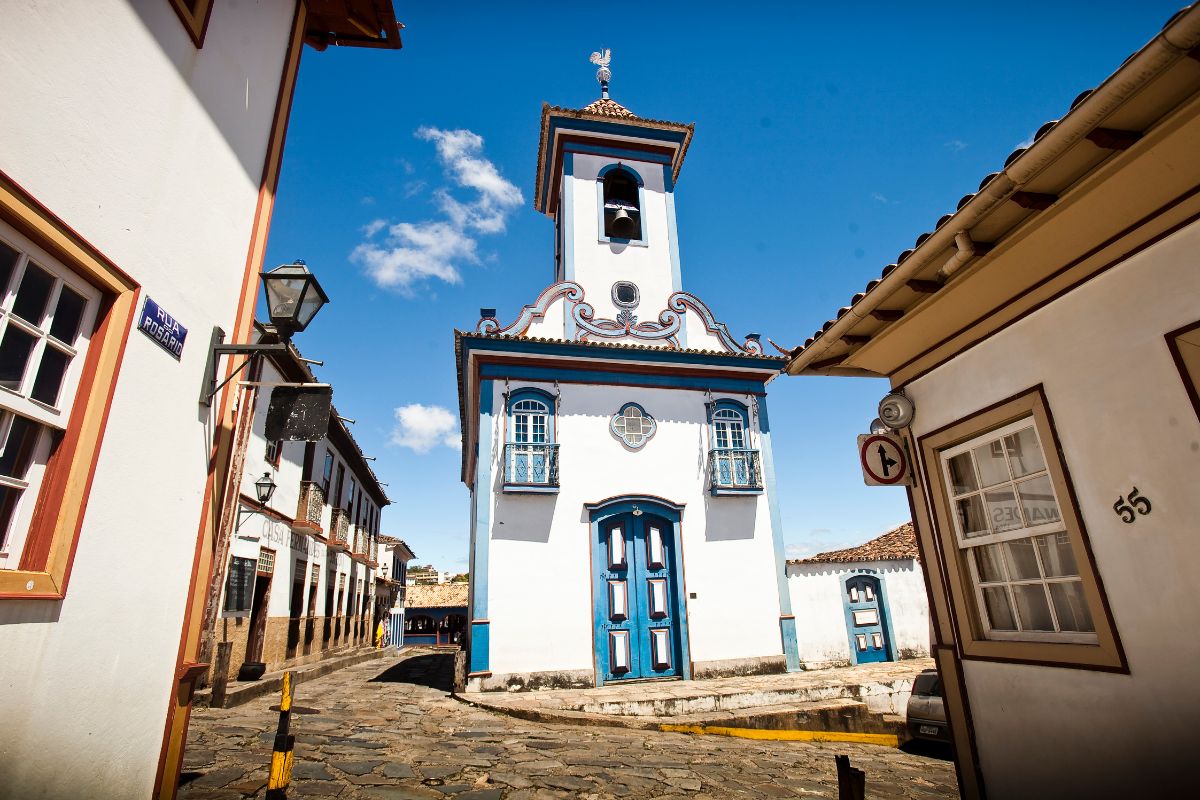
[594,511,684,683]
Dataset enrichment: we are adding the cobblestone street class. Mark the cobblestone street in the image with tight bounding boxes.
[179,650,957,799]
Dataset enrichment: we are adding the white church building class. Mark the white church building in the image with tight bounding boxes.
[455,65,799,691]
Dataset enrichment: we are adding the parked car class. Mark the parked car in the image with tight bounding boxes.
[906,668,949,742]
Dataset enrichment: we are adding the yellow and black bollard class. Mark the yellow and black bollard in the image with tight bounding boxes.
[265,671,296,800]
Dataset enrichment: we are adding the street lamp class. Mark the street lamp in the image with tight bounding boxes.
[260,261,329,341]
[254,472,277,504]
[200,260,330,406]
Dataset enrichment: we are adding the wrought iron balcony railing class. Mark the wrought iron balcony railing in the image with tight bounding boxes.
[330,508,351,548]
[708,448,764,493]
[503,443,559,490]
[293,481,324,531]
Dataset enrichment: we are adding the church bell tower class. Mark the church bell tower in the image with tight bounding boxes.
[533,51,695,337]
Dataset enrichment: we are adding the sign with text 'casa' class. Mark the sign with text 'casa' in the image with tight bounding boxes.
[138,296,187,359]
[858,433,910,486]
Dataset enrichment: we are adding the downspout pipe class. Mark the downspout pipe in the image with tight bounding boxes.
[786,2,1200,375]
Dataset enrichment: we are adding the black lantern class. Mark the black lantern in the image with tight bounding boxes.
[260,261,329,340]
[254,472,277,504]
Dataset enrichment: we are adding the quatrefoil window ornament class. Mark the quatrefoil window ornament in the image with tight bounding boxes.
[610,403,657,449]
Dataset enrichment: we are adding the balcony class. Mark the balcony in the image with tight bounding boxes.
[503,443,559,493]
[292,481,324,534]
[329,508,351,550]
[708,448,763,494]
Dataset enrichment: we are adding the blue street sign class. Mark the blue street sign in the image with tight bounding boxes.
[138,296,187,359]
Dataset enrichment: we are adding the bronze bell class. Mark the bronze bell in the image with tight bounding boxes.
[609,207,638,239]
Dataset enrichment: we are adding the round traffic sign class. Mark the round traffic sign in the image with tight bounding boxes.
[860,435,908,485]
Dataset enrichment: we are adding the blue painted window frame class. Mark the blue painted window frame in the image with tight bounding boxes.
[840,571,897,664]
[507,387,556,443]
[596,164,647,247]
[708,399,762,495]
[610,402,657,449]
[504,387,558,493]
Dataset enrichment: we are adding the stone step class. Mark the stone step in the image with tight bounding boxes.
[461,691,908,741]
[569,676,912,717]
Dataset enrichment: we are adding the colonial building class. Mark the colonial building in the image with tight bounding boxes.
[787,523,930,669]
[784,6,1200,797]
[456,62,798,692]
[404,583,469,647]
[379,536,416,647]
[0,3,401,798]
[207,327,389,682]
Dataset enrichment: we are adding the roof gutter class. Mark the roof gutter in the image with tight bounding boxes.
[786,3,1200,375]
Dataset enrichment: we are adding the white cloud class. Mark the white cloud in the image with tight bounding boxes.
[871,192,891,204]
[353,127,522,296]
[389,403,461,453]
[944,139,968,153]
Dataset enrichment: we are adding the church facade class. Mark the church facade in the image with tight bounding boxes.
[456,78,799,691]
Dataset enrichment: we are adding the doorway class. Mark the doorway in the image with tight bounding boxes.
[245,550,275,665]
[589,498,689,685]
[843,573,892,664]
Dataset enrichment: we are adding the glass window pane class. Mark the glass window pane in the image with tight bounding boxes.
[982,586,1017,630]
[0,239,18,294]
[0,325,37,391]
[955,494,988,538]
[1012,584,1055,631]
[973,439,1010,487]
[31,347,70,407]
[1005,427,1046,478]
[0,414,41,479]
[0,484,24,550]
[1036,532,1080,578]
[946,453,978,495]
[49,286,86,343]
[984,488,1023,533]
[12,262,55,325]
[1048,581,1095,632]
[973,544,1007,583]
[1018,475,1061,527]
[1003,537,1041,580]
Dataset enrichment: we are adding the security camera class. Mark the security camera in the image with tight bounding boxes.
[877,393,915,430]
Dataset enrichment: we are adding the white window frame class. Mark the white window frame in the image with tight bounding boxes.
[0,224,100,569]
[939,416,1097,645]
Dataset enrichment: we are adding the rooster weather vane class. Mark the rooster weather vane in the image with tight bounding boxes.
[589,48,612,98]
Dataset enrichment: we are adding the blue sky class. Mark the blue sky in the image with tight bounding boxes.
[262,1,1182,570]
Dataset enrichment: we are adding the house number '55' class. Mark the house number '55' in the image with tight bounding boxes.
[1113,487,1151,524]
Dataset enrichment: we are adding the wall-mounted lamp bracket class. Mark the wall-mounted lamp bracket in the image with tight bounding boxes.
[199,326,290,406]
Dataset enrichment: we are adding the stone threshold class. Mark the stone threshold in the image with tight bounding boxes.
[193,646,395,709]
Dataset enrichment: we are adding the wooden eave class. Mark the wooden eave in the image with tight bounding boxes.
[787,45,1200,385]
[304,0,402,50]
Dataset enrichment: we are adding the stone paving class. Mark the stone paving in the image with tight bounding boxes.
[179,648,957,800]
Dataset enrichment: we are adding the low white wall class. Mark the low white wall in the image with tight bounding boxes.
[787,559,930,668]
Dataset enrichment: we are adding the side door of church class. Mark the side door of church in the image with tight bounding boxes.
[845,574,890,664]
[595,512,682,683]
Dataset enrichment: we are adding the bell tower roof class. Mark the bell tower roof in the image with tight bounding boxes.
[579,97,639,119]
[533,100,694,216]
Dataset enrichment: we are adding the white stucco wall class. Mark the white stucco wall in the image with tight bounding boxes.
[787,560,930,669]
[0,2,297,797]
[566,153,676,321]
[479,380,788,679]
[907,218,1200,798]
